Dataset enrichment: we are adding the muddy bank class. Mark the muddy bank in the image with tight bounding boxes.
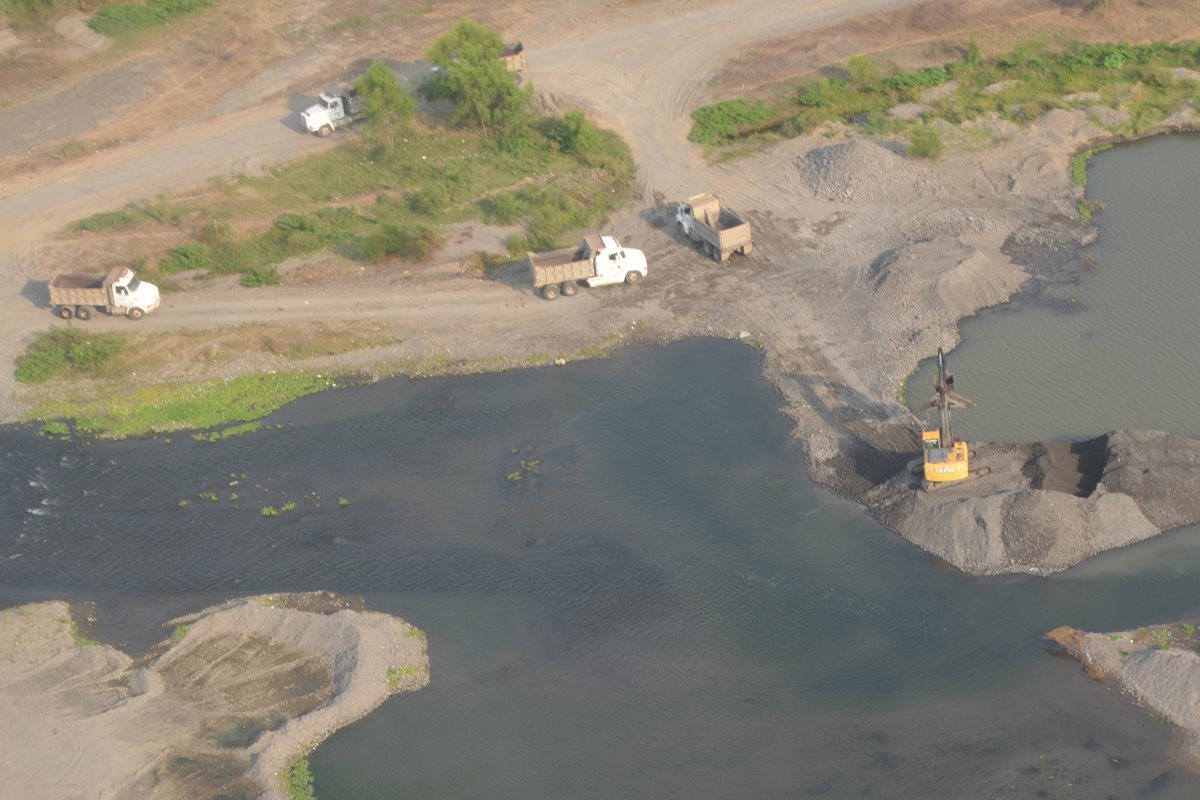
[858,430,1200,575]
[1048,621,1200,766]
[0,592,429,800]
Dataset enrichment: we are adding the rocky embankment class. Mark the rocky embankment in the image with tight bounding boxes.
[862,429,1200,575]
[0,593,429,800]
[1047,621,1200,765]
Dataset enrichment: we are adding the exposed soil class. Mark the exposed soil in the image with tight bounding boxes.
[0,593,429,800]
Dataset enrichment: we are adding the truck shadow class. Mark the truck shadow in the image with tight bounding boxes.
[20,279,48,310]
[485,259,538,296]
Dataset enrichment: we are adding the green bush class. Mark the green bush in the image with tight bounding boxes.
[15,328,127,384]
[908,125,945,159]
[688,99,774,144]
[283,756,315,800]
[240,265,282,287]
[798,78,849,108]
[358,223,440,263]
[160,242,212,273]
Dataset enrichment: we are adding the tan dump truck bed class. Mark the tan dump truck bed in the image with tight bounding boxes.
[686,193,752,253]
[527,234,602,287]
[49,267,123,307]
[500,41,526,72]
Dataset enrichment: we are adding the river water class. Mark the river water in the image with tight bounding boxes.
[3,138,1200,799]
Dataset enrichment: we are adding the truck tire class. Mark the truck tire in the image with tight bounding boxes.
[57,306,73,320]
[127,307,145,320]
[561,282,578,297]
[542,284,560,301]
[624,271,641,285]
[75,306,92,321]
[318,125,333,138]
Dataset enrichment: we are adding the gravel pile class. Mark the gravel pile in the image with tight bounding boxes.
[796,139,943,203]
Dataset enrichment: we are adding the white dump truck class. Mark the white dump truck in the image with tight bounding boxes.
[527,235,647,300]
[49,266,160,321]
[676,193,753,261]
[301,88,366,137]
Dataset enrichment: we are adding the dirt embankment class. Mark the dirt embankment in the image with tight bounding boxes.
[1048,621,1200,768]
[0,593,429,800]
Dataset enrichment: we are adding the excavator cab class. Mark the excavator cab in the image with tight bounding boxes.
[920,348,981,487]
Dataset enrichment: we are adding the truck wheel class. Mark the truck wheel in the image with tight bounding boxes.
[542,285,560,301]
[561,282,578,297]
[57,306,73,320]
[75,306,92,321]
[127,308,145,320]
[624,271,641,285]
[318,125,333,138]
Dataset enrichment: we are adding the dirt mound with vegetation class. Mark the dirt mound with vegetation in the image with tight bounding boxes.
[0,593,429,800]
[1048,619,1200,766]
[863,430,1200,575]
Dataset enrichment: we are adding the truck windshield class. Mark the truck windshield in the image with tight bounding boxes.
[127,277,141,292]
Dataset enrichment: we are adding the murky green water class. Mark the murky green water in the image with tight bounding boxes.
[908,133,1200,443]
[3,137,1200,799]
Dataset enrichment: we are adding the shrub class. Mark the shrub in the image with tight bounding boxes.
[15,328,127,384]
[798,78,849,108]
[283,756,315,800]
[358,223,440,263]
[848,55,876,85]
[908,125,945,159]
[688,99,774,144]
[160,241,212,273]
[240,265,282,287]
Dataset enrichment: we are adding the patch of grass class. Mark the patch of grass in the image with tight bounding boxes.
[72,209,144,232]
[387,664,420,688]
[89,0,214,38]
[170,624,189,644]
[159,241,212,273]
[280,501,296,512]
[689,39,1200,153]
[908,125,945,159]
[282,755,315,800]
[404,628,427,640]
[27,370,334,438]
[328,14,371,34]
[240,265,283,287]
[39,420,71,439]
[261,506,279,517]
[15,328,128,384]
[337,497,349,507]
[178,498,192,507]
[1070,143,1113,188]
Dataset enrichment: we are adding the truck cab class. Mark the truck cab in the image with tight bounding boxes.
[107,267,160,317]
[585,236,647,287]
[301,90,362,137]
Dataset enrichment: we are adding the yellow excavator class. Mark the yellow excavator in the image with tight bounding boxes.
[920,347,988,487]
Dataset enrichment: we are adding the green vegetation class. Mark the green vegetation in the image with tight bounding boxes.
[39,420,71,439]
[239,265,282,287]
[72,209,144,233]
[328,14,370,34]
[907,124,944,159]
[387,664,420,688]
[283,755,316,800]
[422,18,533,146]
[1070,143,1113,188]
[67,618,97,647]
[337,497,349,507]
[89,0,213,38]
[281,501,296,512]
[356,60,416,148]
[404,628,427,640]
[688,40,1200,152]
[170,624,189,644]
[0,0,78,28]
[261,506,279,517]
[26,370,333,438]
[15,328,128,384]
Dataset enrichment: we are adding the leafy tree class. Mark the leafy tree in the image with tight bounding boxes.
[422,19,532,145]
[355,61,415,148]
[847,55,876,85]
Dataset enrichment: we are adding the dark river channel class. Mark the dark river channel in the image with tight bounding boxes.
[4,137,1200,799]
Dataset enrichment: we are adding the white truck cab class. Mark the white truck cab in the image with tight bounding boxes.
[301,90,364,137]
[586,236,648,287]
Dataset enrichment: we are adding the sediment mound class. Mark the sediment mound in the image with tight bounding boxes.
[864,430,1200,575]
[1047,621,1200,766]
[0,593,429,800]
[796,139,943,203]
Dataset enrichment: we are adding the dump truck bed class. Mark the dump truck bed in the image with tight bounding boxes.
[501,41,526,71]
[685,193,752,251]
[527,235,602,287]
[49,271,115,306]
